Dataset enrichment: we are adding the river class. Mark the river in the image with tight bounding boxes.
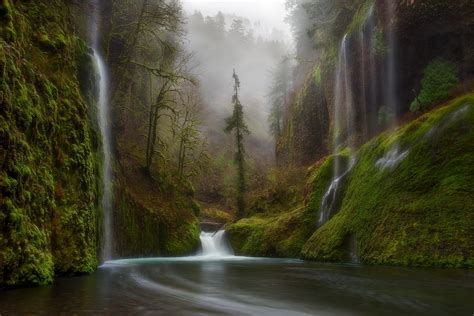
[1,232,473,315]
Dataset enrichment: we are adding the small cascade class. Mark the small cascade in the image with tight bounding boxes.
[319,157,355,225]
[199,230,234,257]
[375,145,409,170]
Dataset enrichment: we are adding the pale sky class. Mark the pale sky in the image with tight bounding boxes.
[181,0,292,42]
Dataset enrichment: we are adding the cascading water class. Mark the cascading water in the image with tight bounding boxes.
[319,2,400,227]
[318,35,356,226]
[94,51,113,261]
[385,0,398,126]
[318,157,355,225]
[199,230,234,257]
[90,0,113,261]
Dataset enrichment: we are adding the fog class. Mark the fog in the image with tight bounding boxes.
[182,0,292,43]
[181,0,293,159]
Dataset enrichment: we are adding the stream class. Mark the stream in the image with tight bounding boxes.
[1,232,473,315]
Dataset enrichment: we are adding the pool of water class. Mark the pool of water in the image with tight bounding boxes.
[1,257,473,315]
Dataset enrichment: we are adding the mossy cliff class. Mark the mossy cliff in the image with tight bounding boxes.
[277,0,474,166]
[302,95,474,267]
[0,0,101,287]
[228,94,474,267]
[112,167,201,258]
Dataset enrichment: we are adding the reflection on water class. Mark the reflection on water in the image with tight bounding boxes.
[1,257,473,315]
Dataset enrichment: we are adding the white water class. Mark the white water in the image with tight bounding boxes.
[199,230,234,257]
[319,157,355,225]
[375,146,409,170]
[93,51,113,261]
[90,0,113,261]
[319,35,357,227]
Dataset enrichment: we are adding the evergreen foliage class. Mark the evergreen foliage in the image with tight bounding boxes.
[410,59,459,112]
[225,70,250,219]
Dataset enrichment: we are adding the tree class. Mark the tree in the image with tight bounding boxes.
[410,59,459,112]
[268,58,292,140]
[228,19,246,42]
[172,83,209,179]
[141,50,196,174]
[225,70,250,219]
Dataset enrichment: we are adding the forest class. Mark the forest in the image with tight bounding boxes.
[0,0,473,314]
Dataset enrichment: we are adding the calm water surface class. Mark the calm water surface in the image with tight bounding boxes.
[0,257,473,315]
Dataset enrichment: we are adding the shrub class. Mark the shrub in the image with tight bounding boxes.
[410,59,459,112]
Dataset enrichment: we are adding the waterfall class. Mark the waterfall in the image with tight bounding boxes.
[89,0,113,261]
[199,230,234,257]
[94,51,113,261]
[318,157,355,225]
[318,35,356,226]
[385,0,398,125]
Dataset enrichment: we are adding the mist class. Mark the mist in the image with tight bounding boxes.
[182,0,293,159]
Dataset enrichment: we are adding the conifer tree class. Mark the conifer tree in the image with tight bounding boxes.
[225,70,249,219]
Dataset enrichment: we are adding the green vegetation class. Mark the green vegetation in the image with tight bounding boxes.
[225,70,250,219]
[410,59,459,112]
[303,94,474,267]
[0,0,100,286]
[230,94,474,268]
[227,206,317,257]
[268,59,292,140]
[313,64,322,85]
[226,167,312,257]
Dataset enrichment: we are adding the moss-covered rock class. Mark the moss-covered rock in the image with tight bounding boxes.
[112,160,201,259]
[227,167,315,257]
[302,94,474,268]
[0,0,101,286]
[230,94,474,268]
[227,206,317,258]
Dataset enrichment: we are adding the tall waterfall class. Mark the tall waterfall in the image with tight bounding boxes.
[90,0,113,261]
[385,0,399,126]
[319,35,356,226]
[319,2,399,227]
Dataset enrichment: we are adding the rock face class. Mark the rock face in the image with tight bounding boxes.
[112,168,201,259]
[0,0,201,287]
[302,95,474,267]
[277,0,474,165]
[277,77,330,166]
[230,0,474,268]
[0,0,101,286]
[229,94,474,268]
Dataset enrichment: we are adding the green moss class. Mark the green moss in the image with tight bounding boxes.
[347,0,374,35]
[372,26,389,57]
[313,64,322,85]
[113,177,201,258]
[0,0,101,287]
[227,206,317,258]
[302,94,474,268]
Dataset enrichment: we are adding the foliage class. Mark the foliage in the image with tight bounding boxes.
[225,70,250,219]
[268,58,292,139]
[410,59,459,112]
